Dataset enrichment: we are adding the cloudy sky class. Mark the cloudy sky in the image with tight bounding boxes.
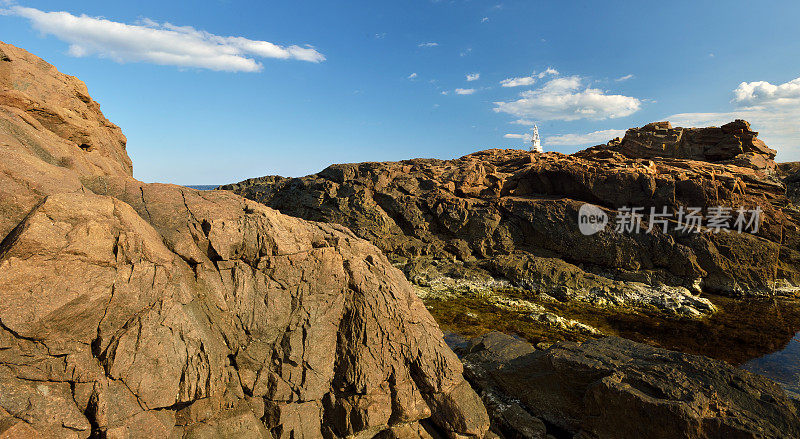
[2,1,800,184]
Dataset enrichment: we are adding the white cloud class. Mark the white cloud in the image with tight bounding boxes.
[501,76,536,87]
[500,68,559,87]
[615,74,634,82]
[481,17,489,23]
[539,68,559,77]
[7,6,324,72]
[460,48,472,57]
[504,133,532,141]
[545,129,627,146]
[733,77,800,107]
[418,42,439,47]
[408,72,418,80]
[667,109,800,160]
[455,88,475,95]
[665,112,743,127]
[663,76,800,160]
[466,73,480,81]
[441,91,449,95]
[494,75,641,121]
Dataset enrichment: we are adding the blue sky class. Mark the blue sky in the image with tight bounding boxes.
[2,1,800,184]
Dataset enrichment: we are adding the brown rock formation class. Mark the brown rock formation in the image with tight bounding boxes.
[611,120,776,168]
[458,332,800,439]
[0,42,489,438]
[224,126,799,307]
[778,161,800,205]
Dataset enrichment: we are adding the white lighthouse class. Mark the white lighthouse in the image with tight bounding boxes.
[530,123,543,153]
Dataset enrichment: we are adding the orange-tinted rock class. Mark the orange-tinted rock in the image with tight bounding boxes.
[225,137,799,301]
[611,119,776,164]
[0,41,488,438]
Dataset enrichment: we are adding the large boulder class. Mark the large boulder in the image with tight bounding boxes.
[0,41,488,438]
[610,120,777,166]
[459,332,800,439]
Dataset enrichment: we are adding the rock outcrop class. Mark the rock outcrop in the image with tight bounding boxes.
[610,120,777,170]
[0,42,489,438]
[223,124,799,315]
[778,161,800,205]
[457,332,800,439]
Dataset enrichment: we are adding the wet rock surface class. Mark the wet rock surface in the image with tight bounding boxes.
[0,41,490,438]
[456,332,800,439]
[223,114,800,363]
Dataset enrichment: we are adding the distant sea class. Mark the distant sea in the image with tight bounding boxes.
[185,185,219,191]
[743,331,800,400]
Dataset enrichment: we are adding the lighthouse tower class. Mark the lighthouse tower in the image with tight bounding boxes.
[530,123,543,153]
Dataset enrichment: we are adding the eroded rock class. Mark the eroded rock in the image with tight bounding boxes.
[459,332,800,439]
[0,41,489,438]
[224,127,798,315]
[611,120,776,166]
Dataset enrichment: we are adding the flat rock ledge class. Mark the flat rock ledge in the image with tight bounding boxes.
[456,332,800,439]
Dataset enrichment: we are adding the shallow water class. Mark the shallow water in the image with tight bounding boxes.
[426,290,800,399]
[185,185,218,191]
[742,332,800,399]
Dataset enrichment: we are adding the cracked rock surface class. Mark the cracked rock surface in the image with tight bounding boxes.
[0,41,489,438]
[457,332,800,439]
[224,120,800,314]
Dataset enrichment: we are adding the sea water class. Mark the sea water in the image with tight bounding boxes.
[742,332,800,399]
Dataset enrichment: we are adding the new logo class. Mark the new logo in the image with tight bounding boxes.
[578,204,608,236]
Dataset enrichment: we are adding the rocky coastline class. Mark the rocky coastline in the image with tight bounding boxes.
[223,118,800,358]
[2,40,800,438]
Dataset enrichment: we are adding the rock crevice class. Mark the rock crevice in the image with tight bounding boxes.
[0,41,489,438]
[224,127,797,315]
